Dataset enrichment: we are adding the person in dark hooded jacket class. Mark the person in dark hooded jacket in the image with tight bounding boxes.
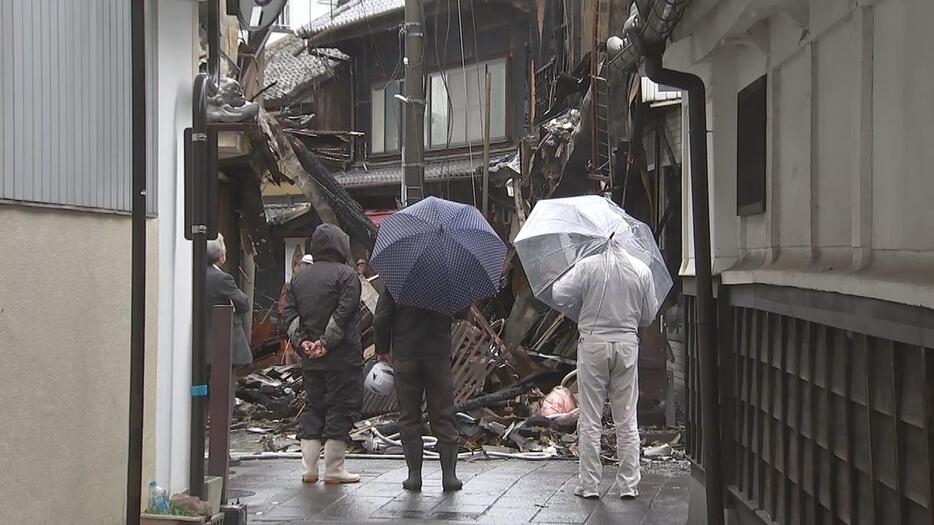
[283,224,363,485]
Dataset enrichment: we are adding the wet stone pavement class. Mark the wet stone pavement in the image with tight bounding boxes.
[227,457,689,524]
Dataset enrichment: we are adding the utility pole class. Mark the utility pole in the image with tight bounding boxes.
[401,0,425,206]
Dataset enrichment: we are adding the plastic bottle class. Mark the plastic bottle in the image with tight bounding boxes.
[147,480,169,513]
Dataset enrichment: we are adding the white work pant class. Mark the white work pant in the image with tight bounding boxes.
[576,336,640,495]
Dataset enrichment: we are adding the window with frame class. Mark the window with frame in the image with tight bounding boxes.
[369,59,507,155]
[428,59,507,149]
[736,75,767,216]
[274,2,291,29]
[370,80,403,154]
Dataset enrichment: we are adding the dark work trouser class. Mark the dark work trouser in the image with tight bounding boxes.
[393,358,459,444]
[298,366,363,442]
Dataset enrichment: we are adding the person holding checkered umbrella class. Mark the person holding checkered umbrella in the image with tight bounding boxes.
[370,197,507,493]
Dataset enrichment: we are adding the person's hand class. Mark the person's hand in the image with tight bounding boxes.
[310,340,328,359]
[377,353,392,365]
[301,340,317,358]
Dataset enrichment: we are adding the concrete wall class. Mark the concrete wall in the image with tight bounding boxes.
[0,206,159,525]
[666,0,934,308]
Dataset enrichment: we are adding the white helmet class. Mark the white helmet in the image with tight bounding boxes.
[365,361,395,396]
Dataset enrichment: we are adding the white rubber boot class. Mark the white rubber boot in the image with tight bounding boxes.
[301,439,322,483]
[323,439,360,484]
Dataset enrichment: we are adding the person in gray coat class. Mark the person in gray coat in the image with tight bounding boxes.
[206,233,253,368]
[205,234,254,467]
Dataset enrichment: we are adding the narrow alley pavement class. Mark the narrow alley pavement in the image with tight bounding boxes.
[227,457,689,524]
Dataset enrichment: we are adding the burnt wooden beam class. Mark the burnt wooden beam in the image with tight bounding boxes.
[259,109,339,225]
[288,135,377,250]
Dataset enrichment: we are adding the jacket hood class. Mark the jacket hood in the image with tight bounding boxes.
[310,224,350,263]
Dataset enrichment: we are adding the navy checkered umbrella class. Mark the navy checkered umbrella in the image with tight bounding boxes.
[369,197,507,315]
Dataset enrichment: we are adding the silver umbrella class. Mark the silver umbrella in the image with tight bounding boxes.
[513,195,672,323]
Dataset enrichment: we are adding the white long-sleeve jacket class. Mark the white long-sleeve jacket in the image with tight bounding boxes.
[551,250,658,342]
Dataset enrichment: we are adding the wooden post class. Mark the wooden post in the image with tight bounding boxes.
[482,70,492,217]
[208,305,234,502]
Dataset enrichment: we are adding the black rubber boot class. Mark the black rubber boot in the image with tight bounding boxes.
[401,435,423,491]
[437,442,463,492]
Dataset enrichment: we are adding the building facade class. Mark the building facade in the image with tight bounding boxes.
[660,0,934,523]
[294,0,530,213]
[0,1,200,522]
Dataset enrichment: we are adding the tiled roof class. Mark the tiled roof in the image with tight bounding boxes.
[297,0,403,40]
[263,35,347,106]
[333,153,512,189]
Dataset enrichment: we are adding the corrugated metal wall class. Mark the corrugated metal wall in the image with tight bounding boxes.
[0,0,135,213]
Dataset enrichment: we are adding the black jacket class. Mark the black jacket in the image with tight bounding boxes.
[283,224,363,370]
[373,289,452,361]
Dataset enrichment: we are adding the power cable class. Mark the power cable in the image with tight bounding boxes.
[455,0,478,206]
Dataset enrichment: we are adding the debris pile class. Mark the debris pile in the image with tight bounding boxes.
[232,365,304,455]
[232,343,685,466]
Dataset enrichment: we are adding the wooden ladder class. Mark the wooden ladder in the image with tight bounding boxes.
[588,0,613,191]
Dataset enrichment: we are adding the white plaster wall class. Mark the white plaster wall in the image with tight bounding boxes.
[667,0,934,307]
[813,16,856,255]
[153,0,197,495]
[0,207,160,525]
[774,48,811,252]
[871,0,934,253]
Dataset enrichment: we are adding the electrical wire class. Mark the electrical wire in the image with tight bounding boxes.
[369,427,440,457]
[469,0,486,146]
[432,0,456,192]
[455,0,478,206]
[419,0,457,197]
[468,0,497,209]
[360,0,393,83]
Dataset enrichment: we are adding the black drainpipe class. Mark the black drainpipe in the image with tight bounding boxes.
[127,0,147,523]
[644,50,725,525]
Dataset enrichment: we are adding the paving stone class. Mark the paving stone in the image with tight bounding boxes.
[227,458,689,524]
[478,504,542,523]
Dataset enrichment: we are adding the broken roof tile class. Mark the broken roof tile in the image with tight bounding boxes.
[263,34,348,107]
[297,0,404,41]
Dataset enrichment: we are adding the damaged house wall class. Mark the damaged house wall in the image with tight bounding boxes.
[302,1,529,211]
[501,0,682,418]
[226,0,691,471]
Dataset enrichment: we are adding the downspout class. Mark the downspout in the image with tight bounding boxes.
[607,1,724,520]
[644,49,724,525]
[127,0,147,522]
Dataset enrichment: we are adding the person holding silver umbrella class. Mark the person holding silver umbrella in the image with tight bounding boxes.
[513,195,671,501]
[553,246,657,500]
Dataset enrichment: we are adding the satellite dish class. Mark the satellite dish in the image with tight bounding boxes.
[234,0,288,32]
